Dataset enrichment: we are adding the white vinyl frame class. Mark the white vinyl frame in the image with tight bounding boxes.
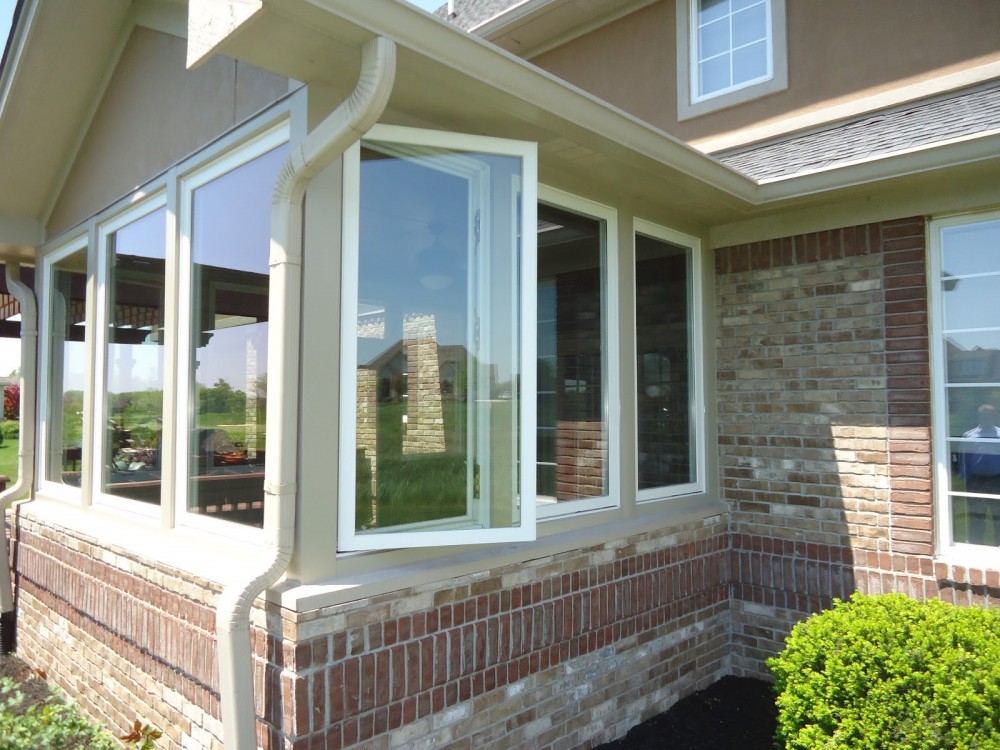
[676,0,787,121]
[535,186,620,520]
[91,191,170,519]
[173,122,291,539]
[632,219,705,503]
[36,233,94,504]
[338,123,538,551]
[928,209,1000,569]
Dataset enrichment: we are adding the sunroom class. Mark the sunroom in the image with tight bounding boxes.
[0,0,769,745]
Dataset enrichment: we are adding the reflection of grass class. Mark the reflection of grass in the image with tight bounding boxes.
[0,438,18,484]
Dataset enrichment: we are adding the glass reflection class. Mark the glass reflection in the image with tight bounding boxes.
[187,144,288,528]
[46,249,88,486]
[103,208,166,504]
[354,141,522,534]
[635,234,694,491]
[536,203,608,504]
[941,220,1000,277]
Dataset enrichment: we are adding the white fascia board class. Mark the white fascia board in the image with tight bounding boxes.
[187,0,264,69]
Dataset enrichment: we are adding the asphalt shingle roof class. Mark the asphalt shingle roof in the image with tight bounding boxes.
[436,0,522,30]
[716,83,1000,182]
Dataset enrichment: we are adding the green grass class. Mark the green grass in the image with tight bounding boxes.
[0,438,17,485]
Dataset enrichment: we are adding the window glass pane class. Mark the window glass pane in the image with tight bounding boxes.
[943,276,1000,331]
[635,233,695,490]
[941,221,1000,277]
[732,3,767,46]
[698,0,729,25]
[46,248,88,486]
[536,203,608,505]
[949,402,1000,546]
[946,331,1000,384]
[700,54,731,96]
[103,208,166,504]
[946,387,1000,438]
[699,18,730,60]
[187,143,288,527]
[353,140,522,537]
[732,41,768,84]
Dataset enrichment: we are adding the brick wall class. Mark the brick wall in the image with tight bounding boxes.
[716,217,1000,678]
[10,513,225,748]
[11,506,730,749]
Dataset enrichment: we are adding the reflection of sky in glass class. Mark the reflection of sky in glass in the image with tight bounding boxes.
[358,147,469,364]
[943,276,1000,331]
[941,221,1000,277]
[191,144,288,388]
[107,208,166,395]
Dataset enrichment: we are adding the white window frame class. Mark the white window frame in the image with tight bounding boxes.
[174,122,291,539]
[676,0,787,121]
[929,209,1000,570]
[92,192,170,519]
[338,123,538,551]
[37,233,93,503]
[633,219,705,503]
[535,186,620,520]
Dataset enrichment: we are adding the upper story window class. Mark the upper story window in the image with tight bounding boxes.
[930,211,1000,561]
[677,0,787,120]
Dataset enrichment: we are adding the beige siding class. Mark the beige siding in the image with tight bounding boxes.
[532,0,1000,146]
[47,27,289,236]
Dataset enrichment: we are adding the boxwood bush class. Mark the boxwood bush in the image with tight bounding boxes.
[769,593,1000,749]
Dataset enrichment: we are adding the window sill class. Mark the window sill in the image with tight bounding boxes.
[935,543,1000,575]
[274,497,729,613]
[11,496,263,590]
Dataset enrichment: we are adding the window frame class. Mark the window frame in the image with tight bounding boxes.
[535,186,620,520]
[930,209,1000,568]
[337,123,538,551]
[676,0,788,121]
[632,219,705,503]
[34,94,302,541]
[37,233,94,503]
[92,193,170,518]
[174,122,291,538]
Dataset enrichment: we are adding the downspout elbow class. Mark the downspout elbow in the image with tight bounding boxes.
[1,262,38,652]
[216,35,396,750]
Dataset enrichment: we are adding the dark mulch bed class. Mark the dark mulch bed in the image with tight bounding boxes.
[594,676,779,750]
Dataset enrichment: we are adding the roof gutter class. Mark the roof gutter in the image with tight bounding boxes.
[0,261,36,654]
[214,34,396,750]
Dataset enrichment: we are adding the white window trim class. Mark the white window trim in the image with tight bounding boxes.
[929,210,1000,570]
[535,186,620,520]
[632,219,705,503]
[338,123,538,551]
[174,121,291,541]
[676,0,787,121]
[37,232,93,504]
[92,192,169,520]
[34,92,304,542]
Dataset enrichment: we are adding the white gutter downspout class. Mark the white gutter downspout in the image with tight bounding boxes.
[215,36,396,750]
[0,262,37,653]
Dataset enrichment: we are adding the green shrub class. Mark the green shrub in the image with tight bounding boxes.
[0,675,118,749]
[769,592,1000,750]
[0,421,18,440]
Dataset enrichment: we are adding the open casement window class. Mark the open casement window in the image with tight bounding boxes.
[176,125,289,532]
[633,220,704,501]
[339,125,537,550]
[93,198,168,512]
[39,236,91,497]
[931,212,1000,556]
[535,188,619,519]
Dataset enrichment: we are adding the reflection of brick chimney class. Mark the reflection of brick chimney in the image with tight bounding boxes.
[357,367,378,499]
[403,313,446,455]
